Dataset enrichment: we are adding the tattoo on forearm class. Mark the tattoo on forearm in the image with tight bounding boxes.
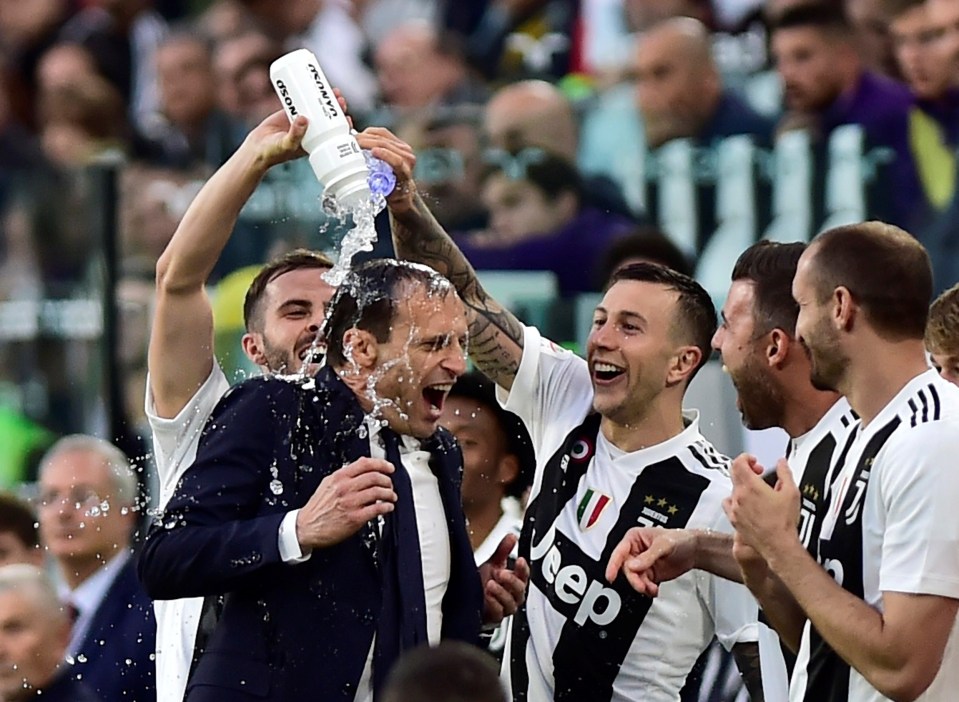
[390,195,524,385]
[732,642,764,701]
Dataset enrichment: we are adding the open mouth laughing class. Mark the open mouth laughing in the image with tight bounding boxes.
[592,361,626,384]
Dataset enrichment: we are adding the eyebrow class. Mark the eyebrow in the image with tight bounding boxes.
[276,299,313,312]
[594,306,649,325]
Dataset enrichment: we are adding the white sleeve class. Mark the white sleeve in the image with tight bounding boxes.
[701,507,760,649]
[145,363,231,508]
[494,326,595,453]
[278,510,312,564]
[877,420,959,599]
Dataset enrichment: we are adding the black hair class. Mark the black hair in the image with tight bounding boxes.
[731,241,806,335]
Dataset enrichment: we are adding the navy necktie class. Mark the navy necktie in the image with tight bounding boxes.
[372,427,428,697]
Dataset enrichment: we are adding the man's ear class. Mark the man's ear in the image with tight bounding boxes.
[667,345,703,386]
[766,328,790,368]
[834,286,857,331]
[496,453,520,489]
[342,328,378,369]
[241,332,267,367]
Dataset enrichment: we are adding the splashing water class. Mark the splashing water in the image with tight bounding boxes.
[322,151,395,287]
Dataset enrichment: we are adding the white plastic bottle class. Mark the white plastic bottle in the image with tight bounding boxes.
[270,48,372,211]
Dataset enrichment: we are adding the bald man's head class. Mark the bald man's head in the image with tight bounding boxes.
[632,18,721,147]
[483,80,578,161]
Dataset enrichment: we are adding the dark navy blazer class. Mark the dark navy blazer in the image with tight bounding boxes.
[37,669,102,701]
[138,367,483,701]
[73,558,156,701]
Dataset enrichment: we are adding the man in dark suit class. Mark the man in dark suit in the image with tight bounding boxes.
[139,259,529,701]
[36,435,156,702]
[0,564,101,702]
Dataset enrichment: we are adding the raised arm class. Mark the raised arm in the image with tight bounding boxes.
[359,128,525,390]
[148,110,308,418]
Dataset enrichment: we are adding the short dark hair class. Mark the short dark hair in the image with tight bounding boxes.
[448,370,534,498]
[925,283,959,355]
[382,642,506,702]
[0,493,39,550]
[242,249,334,332]
[597,227,693,287]
[731,241,806,335]
[771,2,851,36]
[607,262,717,381]
[809,222,932,340]
[322,259,455,368]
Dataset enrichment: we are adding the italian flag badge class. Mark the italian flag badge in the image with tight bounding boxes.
[577,489,611,531]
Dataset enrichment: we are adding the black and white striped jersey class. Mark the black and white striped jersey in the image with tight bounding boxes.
[497,327,759,702]
[789,397,858,559]
[790,370,959,702]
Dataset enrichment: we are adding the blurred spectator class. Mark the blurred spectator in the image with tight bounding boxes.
[212,29,282,126]
[634,17,773,148]
[926,282,959,385]
[483,79,638,218]
[402,106,490,231]
[37,73,129,169]
[927,0,959,73]
[119,166,195,261]
[0,494,42,568]
[375,21,488,116]
[770,3,916,225]
[35,43,99,94]
[238,0,378,116]
[886,0,959,225]
[382,641,507,702]
[36,435,156,702]
[596,226,694,286]
[59,0,168,131]
[0,564,101,701]
[484,79,577,161]
[140,31,245,170]
[457,148,633,296]
[845,0,901,78]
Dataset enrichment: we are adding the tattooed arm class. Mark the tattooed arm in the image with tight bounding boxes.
[360,127,525,390]
[732,642,764,701]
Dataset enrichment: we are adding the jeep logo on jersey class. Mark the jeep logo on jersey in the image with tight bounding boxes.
[275,79,297,116]
[308,63,338,118]
[542,543,621,626]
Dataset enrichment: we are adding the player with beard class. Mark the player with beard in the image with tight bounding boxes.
[610,226,959,700]
[387,169,763,699]
[608,241,858,699]
[145,106,418,702]
[723,222,959,701]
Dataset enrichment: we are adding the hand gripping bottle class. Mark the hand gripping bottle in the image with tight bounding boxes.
[270,48,372,211]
